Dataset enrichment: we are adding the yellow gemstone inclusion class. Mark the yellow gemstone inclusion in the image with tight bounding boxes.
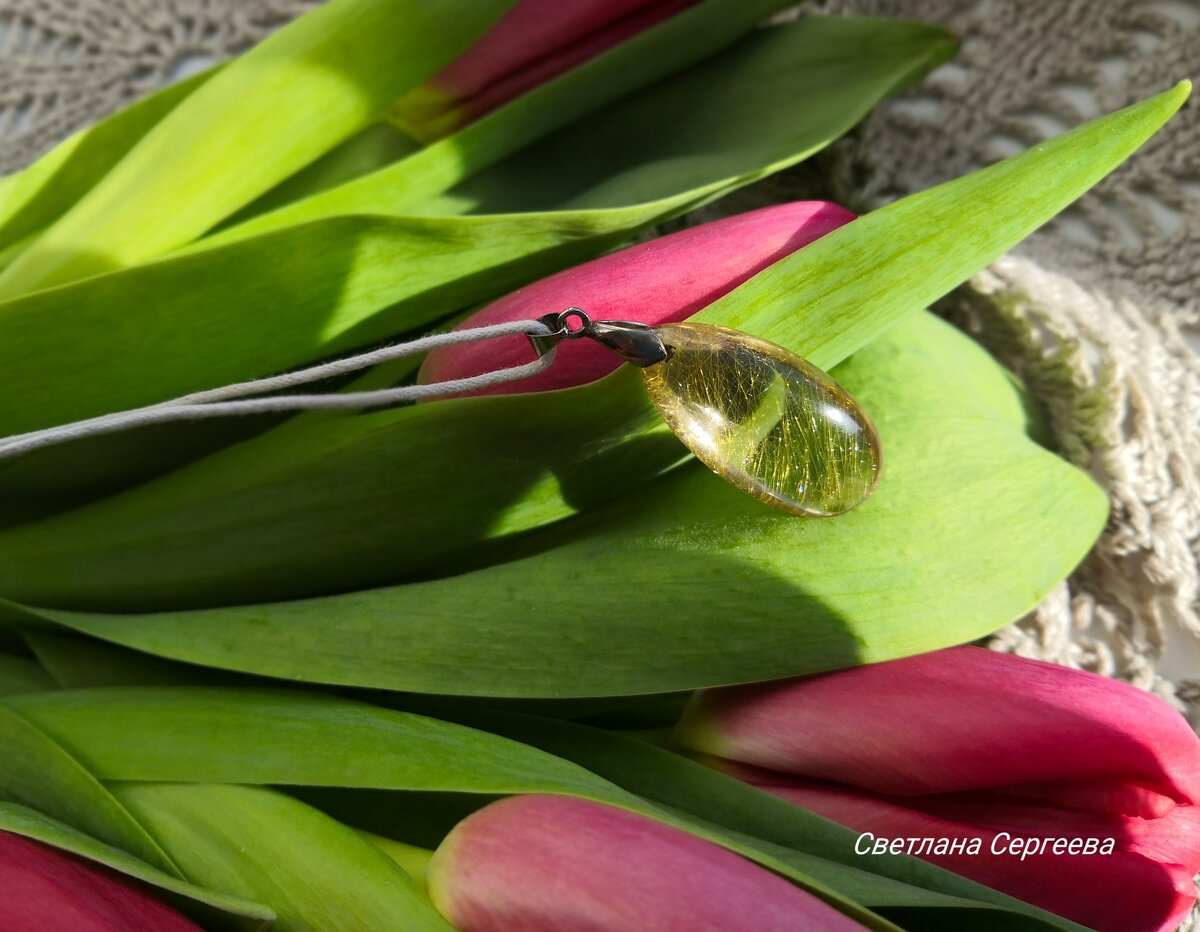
[640,323,881,516]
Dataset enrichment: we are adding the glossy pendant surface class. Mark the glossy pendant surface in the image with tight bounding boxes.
[528,309,882,517]
[640,323,881,516]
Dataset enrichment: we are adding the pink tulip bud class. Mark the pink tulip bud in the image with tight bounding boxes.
[674,647,1200,932]
[0,831,201,932]
[419,201,856,396]
[393,0,697,141]
[427,794,867,931]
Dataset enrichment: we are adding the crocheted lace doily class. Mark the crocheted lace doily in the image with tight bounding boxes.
[817,0,1200,714]
[1,0,1197,729]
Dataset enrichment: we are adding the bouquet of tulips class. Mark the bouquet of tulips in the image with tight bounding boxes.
[0,1,1196,930]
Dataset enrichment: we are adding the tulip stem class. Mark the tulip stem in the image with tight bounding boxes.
[356,830,434,888]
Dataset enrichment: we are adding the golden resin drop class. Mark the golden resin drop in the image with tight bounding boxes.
[641,323,881,516]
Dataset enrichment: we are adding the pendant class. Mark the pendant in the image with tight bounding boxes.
[529,309,881,517]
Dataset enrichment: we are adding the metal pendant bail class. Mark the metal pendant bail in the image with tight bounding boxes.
[527,308,669,367]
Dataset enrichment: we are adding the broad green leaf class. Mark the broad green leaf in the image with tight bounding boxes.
[223,122,421,226]
[5,687,1083,929]
[0,705,178,874]
[0,0,800,260]
[5,688,651,798]
[0,653,55,696]
[696,79,1178,367]
[23,629,247,689]
[5,313,1107,692]
[0,415,280,529]
[0,233,33,274]
[0,84,1181,612]
[0,15,949,442]
[200,2,877,244]
[1,116,400,277]
[0,0,517,298]
[25,627,692,723]
[419,16,947,214]
[0,212,653,440]
[10,688,883,926]
[197,0,810,235]
[0,70,215,257]
[0,801,274,931]
[111,782,454,932]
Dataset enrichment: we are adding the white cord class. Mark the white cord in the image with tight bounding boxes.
[0,319,556,460]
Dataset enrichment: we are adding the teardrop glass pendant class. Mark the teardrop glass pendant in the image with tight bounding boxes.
[639,323,880,516]
[529,310,882,516]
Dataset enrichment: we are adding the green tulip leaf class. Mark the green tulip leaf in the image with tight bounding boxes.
[223,122,421,226]
[3,688,665,799]
[0,83,1182,615]
[9,687,892,929]
[111,782,454,932]
[0,0,517,297]
[205,0,811,243]
[0,704,178,875]
[25,628,694,725]
[0,801,274,931]
[2,312,1107,692]
[419,15,947,215]
[22,629,248,689]
[4,687,1085,929]
[0,0,802,263]
[0,653,56,696]
[0,14,951,446]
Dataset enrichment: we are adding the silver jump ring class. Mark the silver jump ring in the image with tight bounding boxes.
[557,307,592,339]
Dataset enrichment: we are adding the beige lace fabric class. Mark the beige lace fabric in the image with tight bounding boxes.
[1,0,1199,912]
[0,0,322,166]
[810,0,1200,713]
